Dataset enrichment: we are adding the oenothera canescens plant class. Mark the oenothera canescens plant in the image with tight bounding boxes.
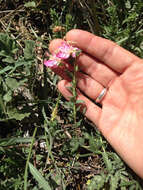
[44,41,82,125]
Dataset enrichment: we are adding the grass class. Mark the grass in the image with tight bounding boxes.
[0,0,143,189]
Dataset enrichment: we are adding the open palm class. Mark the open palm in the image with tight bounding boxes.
[49,29,143,178]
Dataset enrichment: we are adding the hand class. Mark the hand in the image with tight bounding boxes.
[49,29,143,178]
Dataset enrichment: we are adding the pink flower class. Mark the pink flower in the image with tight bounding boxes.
[43,41,81,68]
[56,42,81,59]
[44,55,61,68]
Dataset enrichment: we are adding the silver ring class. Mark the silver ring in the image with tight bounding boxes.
[96,88,107,103]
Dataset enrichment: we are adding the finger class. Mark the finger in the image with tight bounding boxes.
[76,53,117,87]
[76,72,104,102]
[49,39,117,87]
[49,39,63,53]
[65,29,141,73]
[58,80,102,126]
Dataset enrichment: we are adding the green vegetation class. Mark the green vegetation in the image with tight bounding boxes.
[0,0,143,189]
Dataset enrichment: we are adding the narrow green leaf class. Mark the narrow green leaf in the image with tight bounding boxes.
[110,174,119,190]
[24,40,35,60]
[75,99,85,104]
[29,162,52,190]
[0,137,32,146]
[0,66,13,75]
[102,151,112,172]
[24,1,36,8]
[7,59,33,75]
[7,109,31,121]
[2,56,15,63]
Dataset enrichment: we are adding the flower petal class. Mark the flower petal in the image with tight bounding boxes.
[56,51,70,59]
[44,59,58,67]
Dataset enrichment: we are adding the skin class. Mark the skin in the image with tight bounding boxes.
[49,29,143,178]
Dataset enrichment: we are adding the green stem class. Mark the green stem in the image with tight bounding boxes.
[24,126,37,190]
[42,106,66,189]
[72,61,78,126]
